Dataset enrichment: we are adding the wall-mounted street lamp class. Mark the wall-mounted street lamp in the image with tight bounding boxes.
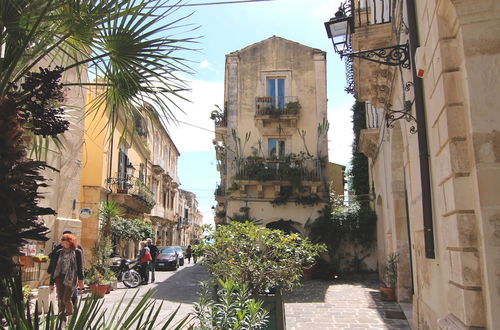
[324,5,411,69]
[126,162,136,177]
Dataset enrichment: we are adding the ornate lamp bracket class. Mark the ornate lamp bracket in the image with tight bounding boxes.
[341,41,411,69]
[385,100,417,133]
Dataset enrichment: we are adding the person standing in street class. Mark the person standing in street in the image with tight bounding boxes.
[47,234,84,318]
[48,230,84,307]
[185,245,192,264]
[138,241,151,284]
[146,238,159,283]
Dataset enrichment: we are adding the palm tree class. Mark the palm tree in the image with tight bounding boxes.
[0,0,197,277]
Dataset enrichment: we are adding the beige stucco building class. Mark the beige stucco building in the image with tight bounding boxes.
[214,36,330,229]
[327,0,499,328]
[80,87,194,261]
[177,189,203,246]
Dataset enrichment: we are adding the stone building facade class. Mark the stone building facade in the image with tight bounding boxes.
[80,88,192,261]
[214,36,330,230]
[177,189,203,246]
[146,111,182,247]
[327,0,499,328]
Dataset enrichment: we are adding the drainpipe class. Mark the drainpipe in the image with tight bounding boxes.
[107,104,116,202]
[406,0,435,258]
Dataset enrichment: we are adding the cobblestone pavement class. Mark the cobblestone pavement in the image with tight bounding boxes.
[93,265,410,329]
[284,280,411,330]
[98,261,209,326]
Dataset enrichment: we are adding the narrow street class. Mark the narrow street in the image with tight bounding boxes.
[97,263,410,329]
[100,262,210,325]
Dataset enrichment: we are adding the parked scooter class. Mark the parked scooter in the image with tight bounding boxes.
[110,257,142,288]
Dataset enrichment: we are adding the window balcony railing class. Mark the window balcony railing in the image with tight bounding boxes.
[255,96,300,116]
[235,157,321,182]
[215,184,226,197]
[337,0,395,94]
[106,175,156,207]
[215,117,227,128]
[365,102,381,129]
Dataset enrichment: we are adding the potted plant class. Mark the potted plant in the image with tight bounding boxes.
[85,269,108,298]
[380,252,399,301]
[33,254,49,263]
[196,222,326,330]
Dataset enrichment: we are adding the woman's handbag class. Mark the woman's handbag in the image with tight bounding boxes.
[141,250,152,263]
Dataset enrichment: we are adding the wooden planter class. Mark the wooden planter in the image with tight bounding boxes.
[89,284,109,298]
[379,286,396,301]
[254,288,286,330]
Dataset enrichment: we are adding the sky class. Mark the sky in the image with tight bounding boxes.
[164,0,354,225]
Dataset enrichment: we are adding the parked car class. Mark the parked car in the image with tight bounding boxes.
[174,246,184,266]
[155,246,179,271]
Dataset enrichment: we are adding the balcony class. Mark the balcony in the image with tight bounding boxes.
[106,175,156,214]
[151,158,165,175]
[182,218,192,227]
[214,184,226,202]
[345,0,397,104]
[210,106,227,138]
[255,96,300,116]
[235,157,321,182]
[359,102,381,159]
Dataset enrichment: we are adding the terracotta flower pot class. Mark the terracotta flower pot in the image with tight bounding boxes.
[89,284,108,298]
[302,266,314,281]
[379,286,396,301]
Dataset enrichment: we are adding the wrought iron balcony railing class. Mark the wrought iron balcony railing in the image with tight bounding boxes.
[366,102,381,129]
[255,96,300,116]
[337,0,395,94]
[235,157,321,182]
[215,117,227,128]
[106,175,156,207]
[215,184,226,197]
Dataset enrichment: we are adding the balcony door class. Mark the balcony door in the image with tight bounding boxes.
[269,139,286,159]
[117,145,129,189]
[267,78,285,109]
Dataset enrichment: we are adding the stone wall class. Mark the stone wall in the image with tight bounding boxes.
[357,0,500,328]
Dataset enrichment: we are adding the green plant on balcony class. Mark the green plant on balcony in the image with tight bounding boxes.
[133,178,155,207]
[209,104,227,126]
[215,210,226,218]
[285,101,301,114]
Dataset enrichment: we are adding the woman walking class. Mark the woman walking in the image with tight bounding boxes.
[138,241,151,284]
[48,233,84,318]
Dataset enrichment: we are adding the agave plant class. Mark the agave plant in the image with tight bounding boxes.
[0,0,197,277]
[0,270,192,329]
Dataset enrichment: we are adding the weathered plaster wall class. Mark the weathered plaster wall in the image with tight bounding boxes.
[223,37,328,226]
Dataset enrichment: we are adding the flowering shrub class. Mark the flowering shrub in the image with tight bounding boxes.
[196,222,326,293]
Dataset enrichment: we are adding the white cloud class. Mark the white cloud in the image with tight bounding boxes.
[167,78,224,152]
[328,101,353,166]
[199,60,211,69]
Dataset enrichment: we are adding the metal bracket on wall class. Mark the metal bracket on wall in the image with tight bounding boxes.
[341,42,411,69]
[385,100,417,134]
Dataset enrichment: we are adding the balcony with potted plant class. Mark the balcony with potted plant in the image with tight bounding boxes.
[254,96,301,128]
[105,175,156,215]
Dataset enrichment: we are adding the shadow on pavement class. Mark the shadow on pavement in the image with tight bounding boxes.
[284,280,331,303]
[151,264,212,304]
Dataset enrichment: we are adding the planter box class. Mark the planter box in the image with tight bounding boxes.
[254,289,286,330]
